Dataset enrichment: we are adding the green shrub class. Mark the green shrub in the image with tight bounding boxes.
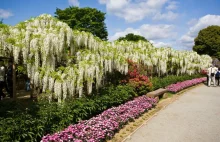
[151,74,203,90]
[0,85,137,142]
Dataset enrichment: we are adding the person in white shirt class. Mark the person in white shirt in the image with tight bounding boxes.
[207,64,218,87]
[0,59,6,100]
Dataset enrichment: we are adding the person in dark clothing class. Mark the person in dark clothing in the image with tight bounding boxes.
[6,60,13,98]
[206,70,209,86]
[216,67,220,86]
[0,59,6,100]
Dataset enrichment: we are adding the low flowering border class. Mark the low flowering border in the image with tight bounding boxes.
[41,96,156,142]
[166,77,206,93]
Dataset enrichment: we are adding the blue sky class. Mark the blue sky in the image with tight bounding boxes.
[1,0,220,50]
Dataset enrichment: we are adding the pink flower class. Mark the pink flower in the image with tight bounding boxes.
[41,96,156,141]
[166,77,206,93]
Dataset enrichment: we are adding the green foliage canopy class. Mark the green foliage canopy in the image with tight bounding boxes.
[193,25,220,59]
[55,6,108,40]
[117,33,148,42]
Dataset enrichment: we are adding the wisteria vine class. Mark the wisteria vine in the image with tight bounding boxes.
[0,14,212,102]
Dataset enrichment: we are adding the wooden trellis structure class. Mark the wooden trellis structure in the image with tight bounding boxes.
[0,56,16,99]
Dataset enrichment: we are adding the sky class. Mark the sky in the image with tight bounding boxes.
[1,0,220,50]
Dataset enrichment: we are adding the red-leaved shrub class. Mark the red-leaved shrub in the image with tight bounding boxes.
[121,60,153,95]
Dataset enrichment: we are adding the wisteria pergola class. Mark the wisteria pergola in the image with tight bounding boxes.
[0,56,16,99]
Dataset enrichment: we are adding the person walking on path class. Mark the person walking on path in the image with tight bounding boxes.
[208,64,218,87]
[206,69,209,85]
[216,67,220,86]
[0,59,6,100]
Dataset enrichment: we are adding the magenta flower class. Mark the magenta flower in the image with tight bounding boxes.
[166,77,206,93]
[41,96,156,142]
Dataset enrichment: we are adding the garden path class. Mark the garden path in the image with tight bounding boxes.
[125,84,220,142]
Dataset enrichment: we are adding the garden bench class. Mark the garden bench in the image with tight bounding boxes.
[146,88,168,102]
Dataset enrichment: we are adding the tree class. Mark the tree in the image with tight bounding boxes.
[193,25,220,59]
[0,19,3,24]
[55,6,108,40]
[117,33,148,42]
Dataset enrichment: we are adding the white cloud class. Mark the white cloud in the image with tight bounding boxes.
[107,0,129,10]
[179,35,194,48]
[140,24,176,39]
[150,40,172,48]
[146,0,168,8]
[109,24,176,41]
[180,35,193,43]
[187,18,197,26]
[180,15,220,48]
[68,0,80,7]
[0,9,13,19]
[99,0,107,4]
[109,28,141,41]
[166,1,178,10]
[99,0,175,22]
[153,11,178,21]
[188,15,220,37]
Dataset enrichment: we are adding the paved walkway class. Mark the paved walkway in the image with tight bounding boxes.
[125,84,220,142]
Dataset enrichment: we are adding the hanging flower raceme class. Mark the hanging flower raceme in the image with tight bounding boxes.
[1,13,213,102]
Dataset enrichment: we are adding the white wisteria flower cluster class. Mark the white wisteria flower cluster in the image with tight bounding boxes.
[0,14,212,102]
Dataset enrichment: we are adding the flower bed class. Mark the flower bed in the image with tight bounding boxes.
[41,96,156,142]
[166,77,206,93]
